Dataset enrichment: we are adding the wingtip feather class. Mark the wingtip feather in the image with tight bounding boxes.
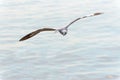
[94,12,104,16]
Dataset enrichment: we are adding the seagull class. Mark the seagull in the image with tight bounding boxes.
[19,12,103,41]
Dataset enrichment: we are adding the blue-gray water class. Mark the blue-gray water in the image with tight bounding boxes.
[0,0,120,80]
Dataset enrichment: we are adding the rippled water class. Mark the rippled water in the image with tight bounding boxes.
[0,0,120,80]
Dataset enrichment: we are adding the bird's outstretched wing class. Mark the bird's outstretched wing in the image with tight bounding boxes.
[19,28,56,41]
[65,12,103,28]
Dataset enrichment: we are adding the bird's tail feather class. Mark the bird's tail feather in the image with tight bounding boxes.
[19,29,41,41]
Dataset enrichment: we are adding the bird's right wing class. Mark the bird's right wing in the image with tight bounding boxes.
[19,28,56,41]
[65,12,103,28]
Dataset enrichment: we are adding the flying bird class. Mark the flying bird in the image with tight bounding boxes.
[19,12,103,41]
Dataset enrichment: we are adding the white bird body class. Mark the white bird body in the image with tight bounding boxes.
[57,28,68,36]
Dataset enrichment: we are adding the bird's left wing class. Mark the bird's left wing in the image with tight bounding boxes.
[19,28,56,41]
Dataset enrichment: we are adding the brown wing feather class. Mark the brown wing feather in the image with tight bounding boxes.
[93,12,103,16]
[19,28,56,41]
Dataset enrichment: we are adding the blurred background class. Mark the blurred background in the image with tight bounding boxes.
[0,0,120,80]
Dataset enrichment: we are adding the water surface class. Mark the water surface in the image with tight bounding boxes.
[0,0,120,80]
